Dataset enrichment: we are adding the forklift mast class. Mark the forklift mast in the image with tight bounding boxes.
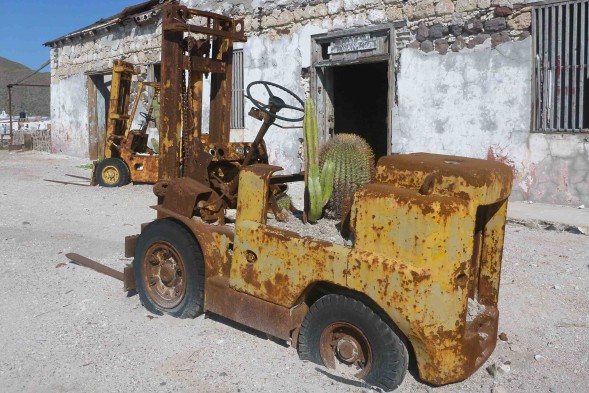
[105,61,135,159]
[159,3,246,180]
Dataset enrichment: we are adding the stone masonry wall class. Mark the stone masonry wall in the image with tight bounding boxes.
[11,127,51,152]
[48,0,588,205]
[404,1,532,54]
[185,0,533,55]
[188,0,585,205]
[49,18,162,82]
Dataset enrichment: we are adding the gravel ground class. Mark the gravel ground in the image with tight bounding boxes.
[0,150,588,393]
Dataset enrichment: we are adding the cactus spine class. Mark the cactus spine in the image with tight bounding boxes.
[304,98,334,223]
[319,133,375,219]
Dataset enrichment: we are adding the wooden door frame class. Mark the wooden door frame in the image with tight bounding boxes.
[87,73,111,160]
[310,24,396,153]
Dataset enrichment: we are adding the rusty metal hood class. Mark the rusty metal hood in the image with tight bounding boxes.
[376,153,513,205]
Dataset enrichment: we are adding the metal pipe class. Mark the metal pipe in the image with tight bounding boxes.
[538,8,542,130]
[550,5,557,129]
[564,3,570,130]
[8,83,49,87]
[238,51,243,128]
[533,8,538,130]
[580,1,587,129]
[5,79,50,146]
[572,2,578,130]
[11,60,50,86]
[543,6,549,130]
[8,85,13,145]
[556,4,563,130]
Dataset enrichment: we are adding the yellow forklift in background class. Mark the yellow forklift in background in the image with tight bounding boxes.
[92,61,161,187]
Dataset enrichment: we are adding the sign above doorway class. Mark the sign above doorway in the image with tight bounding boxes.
[327,33,378,55]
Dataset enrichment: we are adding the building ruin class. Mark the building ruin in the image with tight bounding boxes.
[44,0,589,205]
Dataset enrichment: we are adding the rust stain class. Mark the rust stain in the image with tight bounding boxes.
[263,272,290,299]
[241,263,261,289]
[486,145,517,177]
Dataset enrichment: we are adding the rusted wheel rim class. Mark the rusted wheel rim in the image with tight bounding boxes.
[101,165,120,185]
[143,241,186,309]
[319,322,373,379]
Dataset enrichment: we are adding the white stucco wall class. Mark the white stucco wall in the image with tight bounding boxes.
[394,39,532,156]
[50,73,88,157]
[524,133,589,205]
[393,37,588,205]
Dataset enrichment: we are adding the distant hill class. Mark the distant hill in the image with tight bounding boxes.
[0,57,50,117]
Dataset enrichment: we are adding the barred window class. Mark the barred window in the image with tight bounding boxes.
[533,0,589,132]
[231,49,245,129]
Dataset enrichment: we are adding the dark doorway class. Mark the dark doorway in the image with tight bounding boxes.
[332,62,388,159]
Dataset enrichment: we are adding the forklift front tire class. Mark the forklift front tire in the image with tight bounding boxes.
[297,293,408,391]
[133,219,205,319]
[96,157,130,187]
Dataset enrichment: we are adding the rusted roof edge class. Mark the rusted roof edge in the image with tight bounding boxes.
[43,0,170,47]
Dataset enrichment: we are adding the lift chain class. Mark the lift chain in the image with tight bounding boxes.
[180,37,195,163]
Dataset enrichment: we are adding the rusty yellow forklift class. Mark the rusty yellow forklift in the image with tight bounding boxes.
[115,154,513,391]
[69,3,516,391]
[92,60,161,186]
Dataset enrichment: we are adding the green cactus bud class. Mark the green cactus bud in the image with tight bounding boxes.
[276,193,293,212]
[150,137,159,154]
[307,165,322,221]
[304,98,334,222]
[320,159,335,206]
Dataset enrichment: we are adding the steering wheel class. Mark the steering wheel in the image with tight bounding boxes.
[245,81,304,122]
[139,112,156,123]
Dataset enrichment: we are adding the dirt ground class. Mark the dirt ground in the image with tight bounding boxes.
[1,150,588,393]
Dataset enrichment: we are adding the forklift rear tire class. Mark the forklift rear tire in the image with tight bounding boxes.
[95,157,130,187]
[297,293,408,391]
[133,219,205,319]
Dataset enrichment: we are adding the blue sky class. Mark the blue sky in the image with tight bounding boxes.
[0,0,140,70]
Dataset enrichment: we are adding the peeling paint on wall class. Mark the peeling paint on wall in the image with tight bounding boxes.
[487,144,517,176]
[393,38,588,205]
[525,134,589,205]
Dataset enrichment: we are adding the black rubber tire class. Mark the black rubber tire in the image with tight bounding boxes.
[298,293,408,391]
[133,219,205,319]
[95,157,130,187]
